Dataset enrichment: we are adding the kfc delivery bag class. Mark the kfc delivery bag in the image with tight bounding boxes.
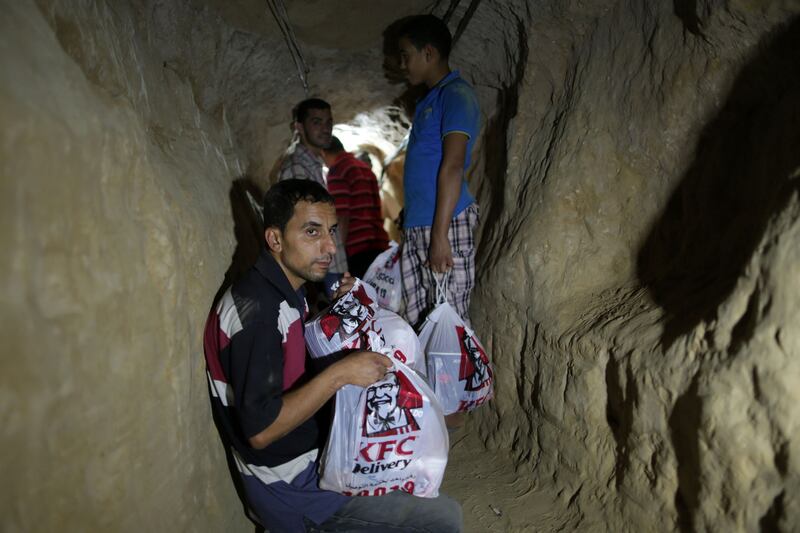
[418,275,494,415]
[304,280,380,358]
[362,241,402,312]
[316,332,449,498]
[371,307,426,376]
[305,280,426,375]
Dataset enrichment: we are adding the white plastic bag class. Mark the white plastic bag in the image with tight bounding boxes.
[305,280,380,358]
[305,280,426,375]
[318,334,448,498]
[362,241,402,312]
[370,307,426,376]
[418,275,494,415]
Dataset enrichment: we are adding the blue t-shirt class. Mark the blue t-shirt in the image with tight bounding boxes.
[403,70,480,228]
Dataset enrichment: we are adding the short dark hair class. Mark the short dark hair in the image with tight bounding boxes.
[262,178,334,232]
[292,98,331,123]
[398,15,452,59]
[326,135,345,153]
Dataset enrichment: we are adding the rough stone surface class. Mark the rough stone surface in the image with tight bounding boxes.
[467,1,800,531]
[1,1,247,531]
[3,0,800,531]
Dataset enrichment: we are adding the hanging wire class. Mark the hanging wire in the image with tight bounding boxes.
[440,0,461,24]
[432,0,481,47]
[266,0,310,95]
[452,0,481,46]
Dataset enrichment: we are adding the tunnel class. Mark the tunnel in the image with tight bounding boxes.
[2,0,799,531]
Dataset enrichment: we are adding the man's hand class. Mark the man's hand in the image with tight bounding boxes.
[428,232,454,273]
[247,350,391,450]
[332,272,355,299]
[331,351,392,388]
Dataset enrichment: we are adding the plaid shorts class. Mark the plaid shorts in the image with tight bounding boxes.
[400,203,479,328]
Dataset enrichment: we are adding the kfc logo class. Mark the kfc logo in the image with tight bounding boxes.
[384,251,400,269]
[320,285,375,340]
[363,371,422,437]
[457,327,492,391]
[351,436,417,475]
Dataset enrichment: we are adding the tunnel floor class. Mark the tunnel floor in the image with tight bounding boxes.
[441,429,582,532]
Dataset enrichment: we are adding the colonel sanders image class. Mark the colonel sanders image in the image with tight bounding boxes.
[363,371,421,437]
[320,285,374,340]
[458,327,492,391]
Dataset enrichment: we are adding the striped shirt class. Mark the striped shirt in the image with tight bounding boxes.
[278,141,327,187]
[203,249,346,530]
[326,152,390,257]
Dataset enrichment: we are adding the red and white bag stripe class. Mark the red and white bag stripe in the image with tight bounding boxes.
[305,280,425,375]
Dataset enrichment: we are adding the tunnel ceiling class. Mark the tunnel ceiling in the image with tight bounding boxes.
[158,0,444,179]
[199,0,432,49]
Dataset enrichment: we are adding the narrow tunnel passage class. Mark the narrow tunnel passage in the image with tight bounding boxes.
[3,1,800,532]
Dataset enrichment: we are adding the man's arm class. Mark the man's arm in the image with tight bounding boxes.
[248,350,391,449]
[428,133,468,272]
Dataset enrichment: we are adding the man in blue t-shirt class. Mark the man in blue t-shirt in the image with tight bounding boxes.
[396,14,480,329]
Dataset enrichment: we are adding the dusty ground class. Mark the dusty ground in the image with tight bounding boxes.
[442,428,582,533]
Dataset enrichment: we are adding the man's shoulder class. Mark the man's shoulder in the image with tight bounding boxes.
[280,150,310,178]
[340,154,375,177]
[439,76,478,106]
[225,269,284,330]
[327,153,350,178]
[280,145,324,182]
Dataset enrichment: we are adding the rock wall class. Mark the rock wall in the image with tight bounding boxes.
[1,1,249,530]
[3,0,799,531]
[468,1,800,531]
[0,1,450,531]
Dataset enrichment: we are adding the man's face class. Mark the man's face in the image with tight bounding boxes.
[366,372,399,419]
[267,200,338,288]
[398,37,428,86]
[331,291,370,335]
[297,108,333,151]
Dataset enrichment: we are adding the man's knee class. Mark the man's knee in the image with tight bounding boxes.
[425,493,463,532]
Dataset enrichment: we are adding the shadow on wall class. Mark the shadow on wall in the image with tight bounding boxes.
[208,177,267,532]
[673,0,709,39]
[668,373,702,532]
[637,17,800,349]
[475,18,528,269]
[213,177,266,306]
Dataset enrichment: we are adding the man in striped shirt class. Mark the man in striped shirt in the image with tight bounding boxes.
[203,179,462,532]
[323,136,390,278]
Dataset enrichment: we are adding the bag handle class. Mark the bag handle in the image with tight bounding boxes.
[432,270,451,305]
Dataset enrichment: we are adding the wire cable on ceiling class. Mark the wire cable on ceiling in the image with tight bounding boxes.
[432,0,481,47]
[440,0,461,24]
[266,0,310,95]
[452,0,481,45]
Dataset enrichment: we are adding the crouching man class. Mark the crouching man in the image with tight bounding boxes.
[204,178,462,532]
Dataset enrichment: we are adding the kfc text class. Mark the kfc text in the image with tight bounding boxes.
[358,436,416,462]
